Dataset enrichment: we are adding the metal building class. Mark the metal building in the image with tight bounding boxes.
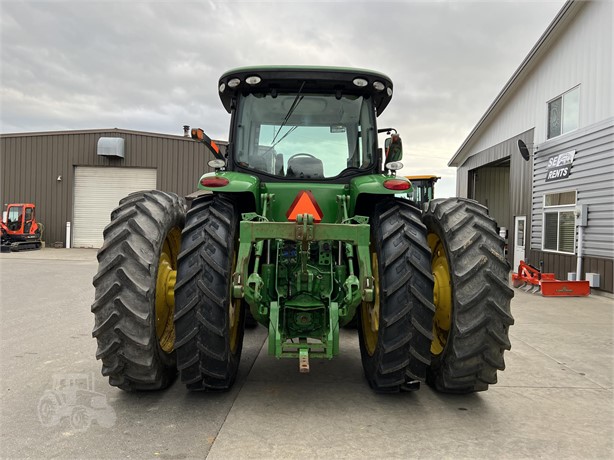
[448,0,613,293]
[0,128,222,248]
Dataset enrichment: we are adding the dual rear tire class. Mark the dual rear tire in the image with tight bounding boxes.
[358,197,514,394]
[93,191,513,394]
[92,192,244,391]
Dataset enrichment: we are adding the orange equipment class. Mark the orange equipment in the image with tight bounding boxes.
[512,260,590,296]
[1,203,43,252]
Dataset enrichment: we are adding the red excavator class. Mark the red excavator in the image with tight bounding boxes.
[1,203,43,252]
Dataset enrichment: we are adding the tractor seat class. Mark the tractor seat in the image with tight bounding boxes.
[286,154,324,179]
[250,155,269,173]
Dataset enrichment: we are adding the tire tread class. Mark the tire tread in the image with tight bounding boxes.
[92,190,186,391]
[423,197,514,394]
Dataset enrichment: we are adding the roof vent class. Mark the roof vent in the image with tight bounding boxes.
[97,137,125,158]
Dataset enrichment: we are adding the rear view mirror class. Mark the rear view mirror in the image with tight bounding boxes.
[385,134,403,163]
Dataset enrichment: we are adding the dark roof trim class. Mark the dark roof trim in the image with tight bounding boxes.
[218,66,394,115]
[448,0,582,167]
[0,127,227,145]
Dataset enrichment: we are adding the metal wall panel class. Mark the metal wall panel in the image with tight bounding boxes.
[531,118,614,260]
[459,1,612,160]
[0,129,223,247]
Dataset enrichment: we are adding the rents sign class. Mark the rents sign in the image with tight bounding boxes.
[545,150,575,182]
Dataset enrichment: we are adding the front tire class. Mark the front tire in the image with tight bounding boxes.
[423,198,514,393]
[37,393,61,427]
[70,406,91,432]
[358,199,435,392]
[92,190,186,391]
[174,194,246,391]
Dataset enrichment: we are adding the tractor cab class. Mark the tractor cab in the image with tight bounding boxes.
[405,175,440,207]
[217,67,394,182]
[191,67,409,224]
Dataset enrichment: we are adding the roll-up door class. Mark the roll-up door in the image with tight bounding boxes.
[73,167,157,248]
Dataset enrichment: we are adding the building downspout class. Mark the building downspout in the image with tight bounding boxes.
[576,224,583,280]
[575,204,587,280]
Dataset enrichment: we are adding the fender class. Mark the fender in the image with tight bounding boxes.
[198,171,262,213]
[348,174,411,215]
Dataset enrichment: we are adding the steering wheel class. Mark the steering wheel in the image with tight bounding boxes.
[288,153,317,161]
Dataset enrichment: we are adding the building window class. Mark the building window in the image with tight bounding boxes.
[548,86,579,139]
[543,191,576,253]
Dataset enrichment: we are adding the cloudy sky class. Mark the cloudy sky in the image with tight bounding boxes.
[1,0,565,197]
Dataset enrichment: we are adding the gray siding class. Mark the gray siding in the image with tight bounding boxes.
[0,129,222,246]
[458,129,533,202]
[452,1,612,165]
[531,118,614,259]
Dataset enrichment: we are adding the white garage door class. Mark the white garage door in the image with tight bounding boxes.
[73,167,157,248]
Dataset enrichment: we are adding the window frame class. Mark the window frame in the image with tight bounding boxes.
[230,92,379,182]
[547,86,580,140]
[542,190,577,254]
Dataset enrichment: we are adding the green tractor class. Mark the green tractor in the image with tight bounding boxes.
[92,67,514,394]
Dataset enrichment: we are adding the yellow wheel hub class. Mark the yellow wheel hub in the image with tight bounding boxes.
[428,233,452,356]
[228,254,242,354]
[361,250,380,356]
[155,227,181,354]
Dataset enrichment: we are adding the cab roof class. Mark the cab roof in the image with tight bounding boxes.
[405,175,441,182]
[218,66,394,115]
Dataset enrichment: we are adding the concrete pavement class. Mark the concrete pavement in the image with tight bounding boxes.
[1,248,612,459]
[207,288,613,459]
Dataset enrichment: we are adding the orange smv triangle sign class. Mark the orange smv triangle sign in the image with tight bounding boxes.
[286,190,323,222]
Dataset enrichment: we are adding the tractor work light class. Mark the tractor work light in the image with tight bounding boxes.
[383,179,411,190]
[387,87,393,96]
[352,78,368,87]
[245,75,262,85]
[219,83,226,93]
[208,159,226,169]
[385,161,403,171]
[200,177,229,187]
[373,81,385,91]
[228,78,241,88]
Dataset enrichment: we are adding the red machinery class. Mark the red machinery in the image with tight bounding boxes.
[512,260,590,296]
[1,203,43,252]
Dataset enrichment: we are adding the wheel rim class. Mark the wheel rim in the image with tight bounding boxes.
[39,398,56,425]
[71,407,90,431]
[229,253,241,354]
[361,249,380,356]
[155,226,181,353]
[41,402,51,419]
[428,233,452,356]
